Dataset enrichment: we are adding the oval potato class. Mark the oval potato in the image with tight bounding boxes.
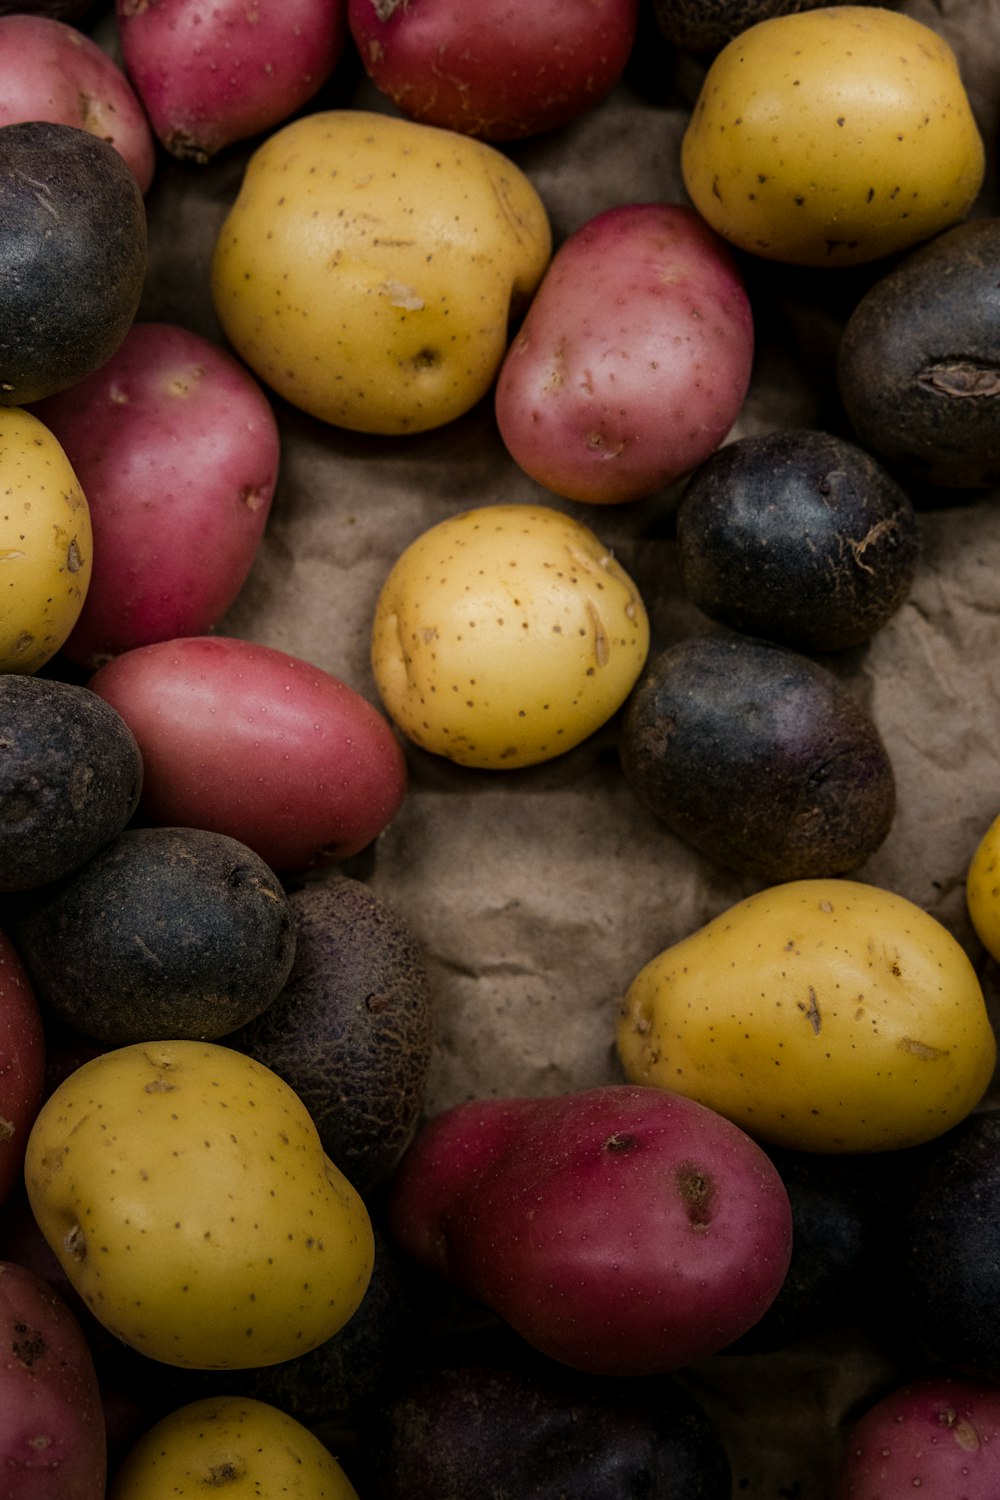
[617,878,997,1153]
[966,811,1000,961]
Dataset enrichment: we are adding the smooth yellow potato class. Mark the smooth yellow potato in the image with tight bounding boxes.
[109,1396,359,1499]
[0,406,91,673]
[617,878,996,1153]
[681,6,985,268]
[210,109,552,435]
[966,812,1000,960]
[370,502,649,768]
[24,1041,375,1369]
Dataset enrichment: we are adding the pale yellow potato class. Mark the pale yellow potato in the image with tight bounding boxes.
[210,109,552,435]
[24,1041,375,1369]
[0,406,91,673]
[109,1396,359,1499]
[370,502,649,768]
[966,812,1000,961]
[681,6,984,268]
[617,878,996,1153]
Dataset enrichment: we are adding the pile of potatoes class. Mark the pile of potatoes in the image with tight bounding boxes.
[3,1,1000,1497]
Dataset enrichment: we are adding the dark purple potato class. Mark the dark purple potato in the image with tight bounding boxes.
[0,120,146,405]
[649,0,886,54]
[363,1327,732,1500]
[837,217,1000,489]
[0,676,142,892]
[12,825,295,1044]
[676,429,920,652]
[618,634,895,880]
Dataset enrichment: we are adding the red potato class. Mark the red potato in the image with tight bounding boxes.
[115,0,348,163]
[495,202,755,504]
[0,1260,106,1500]
[387,1083,793,1376]
[0,933,45,1210]
[836,1374,1000,1497]
[88,635,408,872]
[0,14,156,192]
[347,0,639,141]
[30,322,280,670]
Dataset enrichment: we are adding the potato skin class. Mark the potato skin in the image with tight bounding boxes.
[0,1260,106,1500]
[210,109,552,434]
[388,1083,793,1376]
[618,634,896,880]
[0,933,44,1208]
[967,811,1000,961]
[681,7,985,268]
[495,204,754,504]
[835,1373,1000,1498]
[837,218,1000,489]
[0,675,142,891]
[617,878,997,1153]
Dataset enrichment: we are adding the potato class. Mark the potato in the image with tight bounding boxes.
[348,0,638,141]
[835,1373,1000,1498]
[967,811,1000,960]
[836,218,1000,490]
[30,322,281,669]
[387,1083,793,1376]
[88,635,408,871]
[617,878,997,1153]
[23,1039,375,1368]
[109,1395,359,1499]
[0,407,92,674]
[0,932,44,1208]
[117,0,348,164]
[680,6,985,268]
[210,109,552,434]
[370,502,649,768]
[494,203,754,504]
[650,0,878,55]
[0,675,142,891]
[0,1260,106,1500]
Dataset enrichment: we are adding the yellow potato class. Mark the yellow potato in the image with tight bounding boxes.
[109,1396,359,1499]
[24,1041,375,1368]
[617,878,996,1153]
[0,406,91,673]
[966,812,1000,961]
[681,6,984,268]
[370,502,649,768]
[210,109,552,435]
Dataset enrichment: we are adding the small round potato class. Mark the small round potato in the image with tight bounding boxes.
[681,6,985,268]
[966,813,1000,961]
[0,407,92,673]
[370,503,650,768]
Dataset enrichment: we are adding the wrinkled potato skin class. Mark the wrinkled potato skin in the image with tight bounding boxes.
[371,503,649,768]
[0,408,91,674]
[617,879,997,1153]
[681,6,984,267]
[210,109,552,434]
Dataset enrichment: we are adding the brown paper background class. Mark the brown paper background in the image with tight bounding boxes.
[96,2,1000,1491]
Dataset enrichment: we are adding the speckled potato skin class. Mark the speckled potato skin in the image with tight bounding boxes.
[108,1395,360,1499]
[680,6,985,268]
[370,502,650,768]
[0,407,92,673]
[966,813,1000,961]
[617,879,997,1153]
[210,109,552,435]
[23,1041,375,1369]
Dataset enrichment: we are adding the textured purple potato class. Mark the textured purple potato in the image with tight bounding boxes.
[116,0,348,163]
[0,1260,106,1500]
[387,1083,793,1376]
[495,204,754,504]
[31,322,280,668]
[835,1374,1000,1498]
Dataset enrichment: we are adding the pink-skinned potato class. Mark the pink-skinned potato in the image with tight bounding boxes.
[0,932,45,1210]
[387,1083,793,1375]
[30,322,280,669]
[0,14,155,192]
[836,1374,1000,1497]
[0,1260,106,1500]
[88,635,407,872]
[495,202,754,504]
[347,0,639,142]
[116,0,348,163]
